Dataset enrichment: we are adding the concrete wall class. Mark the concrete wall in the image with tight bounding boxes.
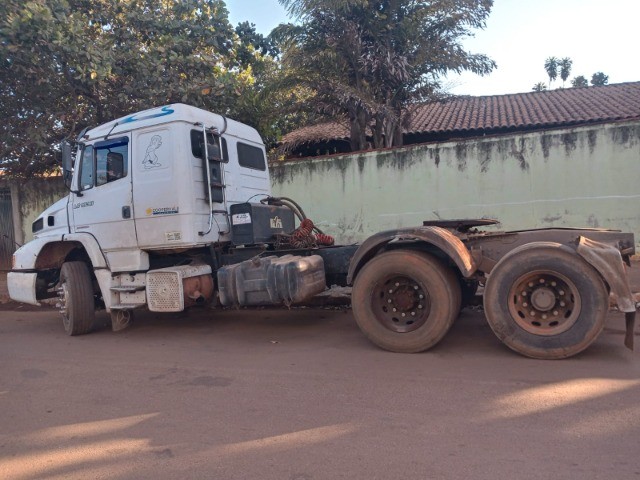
[271,121,640,246]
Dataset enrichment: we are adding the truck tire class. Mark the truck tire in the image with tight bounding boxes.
[484,243,608,359]
[352,250,461,353]
[58,261,95,336]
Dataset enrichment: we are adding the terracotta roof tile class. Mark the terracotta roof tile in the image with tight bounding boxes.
[282,81,640,147]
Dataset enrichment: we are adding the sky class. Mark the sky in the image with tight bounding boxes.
[225,0,640,97]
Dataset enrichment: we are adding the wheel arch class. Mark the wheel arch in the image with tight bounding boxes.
[33,236,109,303]
[347,226,477,285]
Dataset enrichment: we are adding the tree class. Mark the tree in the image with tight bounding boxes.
[544,57,559,89]
[532,82,547,92]
[559,57,572,87]
[591,72,609,86]
[235,21,280,68]
[0,0,249,177]
[231,22,315,152]
[275,0,496,151]
[571,76,589,88]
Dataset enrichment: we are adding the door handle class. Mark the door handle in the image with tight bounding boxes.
[122,206,131,219]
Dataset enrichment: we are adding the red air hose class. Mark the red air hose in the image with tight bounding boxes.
[290,218,334,248]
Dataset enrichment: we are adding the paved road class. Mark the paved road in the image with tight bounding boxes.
[1,298,639,480]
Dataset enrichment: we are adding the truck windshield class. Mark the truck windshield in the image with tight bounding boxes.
[79,145,94,190]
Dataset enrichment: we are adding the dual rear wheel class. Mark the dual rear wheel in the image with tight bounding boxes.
[352,245,608,359]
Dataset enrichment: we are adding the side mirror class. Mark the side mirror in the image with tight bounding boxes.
[61,140,74,190]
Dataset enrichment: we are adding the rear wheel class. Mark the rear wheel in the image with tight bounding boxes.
[58,261,95,336]
[484,243,608,359]
[352,250,461,353]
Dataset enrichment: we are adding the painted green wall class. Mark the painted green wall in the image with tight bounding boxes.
[15,178,68,244]
[271,121,640,246]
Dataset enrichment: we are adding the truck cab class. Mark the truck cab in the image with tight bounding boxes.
[9,104,273,326]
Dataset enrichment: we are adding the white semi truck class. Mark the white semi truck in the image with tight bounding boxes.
[8,104,637,359]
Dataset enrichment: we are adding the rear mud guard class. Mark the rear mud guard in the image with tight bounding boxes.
[576,236,637,349]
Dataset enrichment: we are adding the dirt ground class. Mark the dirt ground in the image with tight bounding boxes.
[0,263,639,479]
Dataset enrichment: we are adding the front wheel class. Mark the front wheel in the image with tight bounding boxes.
[58,261,95,336]
[484,243,608,359]
[352,250,461,353]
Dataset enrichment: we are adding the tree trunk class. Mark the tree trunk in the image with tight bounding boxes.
[349,107,369,151]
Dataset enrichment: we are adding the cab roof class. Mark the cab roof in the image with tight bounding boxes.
[85,104,264,145]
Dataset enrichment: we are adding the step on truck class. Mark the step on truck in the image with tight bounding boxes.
[8,104,637,359]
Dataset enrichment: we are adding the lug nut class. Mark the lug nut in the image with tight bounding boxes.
[395,282,400,287]
[402,313,406,317]
[539,278,545,283]
[560,301,566,307]
[551,281,557,286]
[553,310,559,316]
[559,290,565,296]
[392,308,397,312]
[528,282,534,287]
[414,285,419,290]
[418,305,423,309]
[522,291,527,296]
[542,314,547,320]
[389,289,393,293]
[419,294,424,299]
[388,299,392,304]
[530,311,536,316]
[411,312,416,316]
[523,302,528,307]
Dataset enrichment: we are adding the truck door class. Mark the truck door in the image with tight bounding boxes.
[71,136,137,252]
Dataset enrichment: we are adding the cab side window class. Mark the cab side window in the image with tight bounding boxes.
[190,129,228,162]
[95,138,129,187]
[237,142,266,170]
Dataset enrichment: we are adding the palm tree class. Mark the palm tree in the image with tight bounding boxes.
[544,57,558,89]
[532,82,547,92]
[559,57,572,87]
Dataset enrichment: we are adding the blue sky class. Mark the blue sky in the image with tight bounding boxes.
[226,0,290,36]
[225,0,640,96]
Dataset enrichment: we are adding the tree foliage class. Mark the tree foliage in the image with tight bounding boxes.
[591,71,609,86]
[571,75,589,88]
[231,23,316,152]
[0,0,254,177]
[275,0,496,151]
[532,82,547,92]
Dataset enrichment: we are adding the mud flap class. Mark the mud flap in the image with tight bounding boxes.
[625,312,636,350]
[111,310,133,332]
[576,236,636,350]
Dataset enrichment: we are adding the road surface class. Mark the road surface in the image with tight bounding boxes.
[0,287,639,479]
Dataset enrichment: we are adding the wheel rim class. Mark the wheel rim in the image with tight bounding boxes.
[57,281,71,330]
[371,275,432,333]
[507,270,581,336]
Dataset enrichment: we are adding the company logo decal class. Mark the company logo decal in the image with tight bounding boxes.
[146,206,179,216]
[121,106,175,125]
[270,216,283,229]
[143,135,163,169]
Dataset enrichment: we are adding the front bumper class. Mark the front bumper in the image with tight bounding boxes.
[7,272,40,306]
